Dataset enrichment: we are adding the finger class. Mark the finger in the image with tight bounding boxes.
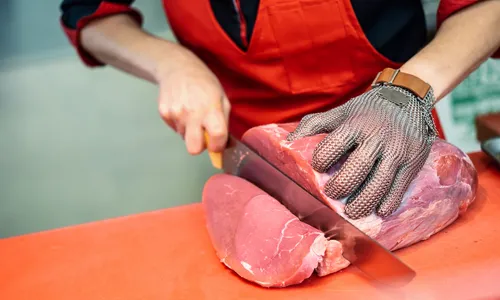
[344,157,400,219]
[286,106,346,141]
[324,137,382,199]
[184,117,205,155]
[172,115,187,138]
[158,102,187,136]
[376,154,428,217]
[158,102,175,129]
[203,108,228,152]
[311,126,357,173]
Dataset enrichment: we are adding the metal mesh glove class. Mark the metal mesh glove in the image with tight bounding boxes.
[287,84,438,219]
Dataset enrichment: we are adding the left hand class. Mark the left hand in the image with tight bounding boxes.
[287,83,438,219]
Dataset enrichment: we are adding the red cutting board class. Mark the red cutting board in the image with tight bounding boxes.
[0,152,499,300]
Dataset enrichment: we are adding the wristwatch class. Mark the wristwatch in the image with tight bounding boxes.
[371,68,431,100]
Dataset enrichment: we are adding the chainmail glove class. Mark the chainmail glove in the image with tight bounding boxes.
[287,84,438,220]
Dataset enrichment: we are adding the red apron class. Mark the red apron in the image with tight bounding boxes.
[162,0,446,140]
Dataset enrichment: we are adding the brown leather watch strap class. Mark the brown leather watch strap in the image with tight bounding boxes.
[372,68,431,99]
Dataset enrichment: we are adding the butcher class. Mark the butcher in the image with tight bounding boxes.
[59,0,500,219]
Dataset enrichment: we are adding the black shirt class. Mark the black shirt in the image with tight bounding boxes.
[60,0,427,63]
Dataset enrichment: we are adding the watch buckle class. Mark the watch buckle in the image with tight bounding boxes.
[371,69,400,88]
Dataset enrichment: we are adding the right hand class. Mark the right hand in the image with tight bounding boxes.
[156,50,231,155]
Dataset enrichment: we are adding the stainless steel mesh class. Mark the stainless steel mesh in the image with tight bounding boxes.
[287,84,438,219]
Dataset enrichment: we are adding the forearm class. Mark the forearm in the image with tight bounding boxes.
[80,14,195,84]
[400,0,500,102]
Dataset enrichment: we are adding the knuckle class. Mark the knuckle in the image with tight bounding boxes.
[170,105,184,118]
[358,150,379,165]
[159,111,171,121]
[381,153,402,168]
[300,113,319,125]
[214,125,227,135]
[223,97,231,110]
[158,104,170,118]
[210,128,226,140]
[393,153,406,165]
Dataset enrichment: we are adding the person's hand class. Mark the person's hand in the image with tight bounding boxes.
[287,84,438,219]
[78,14,229,156]
[156,51,231,155]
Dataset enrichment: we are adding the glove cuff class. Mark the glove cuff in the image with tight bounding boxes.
[373,77,439,139]
[372,68,434,103]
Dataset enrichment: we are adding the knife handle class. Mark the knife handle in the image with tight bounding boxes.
[204,131,223,169]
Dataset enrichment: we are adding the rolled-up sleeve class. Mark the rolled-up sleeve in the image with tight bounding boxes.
[437,0,500,58]
[59,0,144,67]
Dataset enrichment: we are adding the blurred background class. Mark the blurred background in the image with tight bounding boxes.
[0,0,499,238]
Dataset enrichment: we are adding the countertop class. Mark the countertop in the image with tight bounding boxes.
[1,152,499,300]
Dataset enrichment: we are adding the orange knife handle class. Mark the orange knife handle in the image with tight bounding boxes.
[204,131,223,170]
[203,98,227,170]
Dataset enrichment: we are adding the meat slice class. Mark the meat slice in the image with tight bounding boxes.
[202,122,478,287]
[202,174,349,288]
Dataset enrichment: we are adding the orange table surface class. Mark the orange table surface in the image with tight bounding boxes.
[1,152,499,300]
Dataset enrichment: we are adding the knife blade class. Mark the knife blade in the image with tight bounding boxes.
[205,134,416,287]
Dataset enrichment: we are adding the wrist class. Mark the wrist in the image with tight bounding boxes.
[399,61,443,102]
[154,42,205,83]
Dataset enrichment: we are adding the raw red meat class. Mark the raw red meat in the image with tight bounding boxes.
[202,174,349,287]
[202,122,478,288]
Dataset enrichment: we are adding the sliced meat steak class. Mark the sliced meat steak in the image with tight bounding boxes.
[202,174,349,287]
[202,122,478,287]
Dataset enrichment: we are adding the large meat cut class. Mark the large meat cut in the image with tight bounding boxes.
[201,122,478,288]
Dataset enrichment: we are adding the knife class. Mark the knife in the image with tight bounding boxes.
[204,133,416,287]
